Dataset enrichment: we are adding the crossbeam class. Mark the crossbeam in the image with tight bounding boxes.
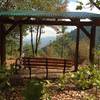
[0,18,100,26]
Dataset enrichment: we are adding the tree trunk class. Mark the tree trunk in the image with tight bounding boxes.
[35,26,39,56]
[30,26,35,56]
[36,26,42,54]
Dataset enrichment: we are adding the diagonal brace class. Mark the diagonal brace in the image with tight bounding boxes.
[5,24,17,35]
[80,26,90,39]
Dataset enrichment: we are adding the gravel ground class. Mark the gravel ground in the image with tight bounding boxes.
[3,87,99,100]
[2,83,100,100]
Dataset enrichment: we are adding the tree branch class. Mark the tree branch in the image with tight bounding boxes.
[89,0,100,10]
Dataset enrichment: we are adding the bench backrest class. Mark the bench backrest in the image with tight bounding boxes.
[16,57,74,79]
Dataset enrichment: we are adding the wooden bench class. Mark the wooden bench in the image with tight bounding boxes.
[15,57,74,79]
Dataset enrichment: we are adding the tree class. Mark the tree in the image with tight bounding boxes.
[32,0,67,12]
[28,0,68,56]
[29,25,44,56]
[76,0,100,10]
[0,0,68,66]
[0,0,33,67]
[0,0,33,10]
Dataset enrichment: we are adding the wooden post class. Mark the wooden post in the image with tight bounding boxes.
[74,26,80,71]
[89,26,96,64]
[0,24,6,67]
[0,25,1,66]
[19,25,23,57]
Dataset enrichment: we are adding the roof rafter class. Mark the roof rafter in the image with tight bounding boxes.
[0,18,100,26]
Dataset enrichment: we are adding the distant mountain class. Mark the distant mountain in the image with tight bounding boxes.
[40,27,100,62]
[24,36,56,48]
[68,26,100,46]
[24,27,100,49]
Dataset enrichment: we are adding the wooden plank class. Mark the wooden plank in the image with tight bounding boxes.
[22,63,72,67]
[15,57,74,78]
[22,61,73,65]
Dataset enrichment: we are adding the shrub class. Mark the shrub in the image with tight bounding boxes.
[41,80,52,100]
[22,79,43,100]
[0,68,11,92]
[23,79,52,100]
[58,65,100,90]
[73,65,100,90]
[0,68,13,100]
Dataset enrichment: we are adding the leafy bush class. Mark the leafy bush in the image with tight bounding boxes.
[41,80,51,100]
[58,65,100,90]
[0,68,11,92]
[73,65,100,90]
[58,74,69,90]
[23,79,52,100]
[22,79,43,100]
[0,68,13,100]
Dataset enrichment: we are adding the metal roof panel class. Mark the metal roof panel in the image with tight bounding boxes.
[0,10,99,19]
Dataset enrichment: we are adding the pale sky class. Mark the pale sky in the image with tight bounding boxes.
[68,0,100,14]
[24,0,100,40]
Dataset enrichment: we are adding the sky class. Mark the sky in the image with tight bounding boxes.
[67,0,100,32]
[68,0,100,13]
[24,0,100,40]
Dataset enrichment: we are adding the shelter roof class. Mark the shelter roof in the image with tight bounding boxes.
[0,10,100,20]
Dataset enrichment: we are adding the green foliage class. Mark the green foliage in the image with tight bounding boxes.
[22,79,52,100]
[73,66,93,90]
[76,0,100,10]
[76,1,83,10]
[40,32,73,58]
[58,72,74,90]
[0,68,11,92]
[32,0,67,12]
[41,80,52,100]
[58,65,100,90]
[71,65,100,90]
[76,5,83,10]
[0,67,14,100]
[22,79,43,100]
[58,74,67,90]
[23,44,33,57]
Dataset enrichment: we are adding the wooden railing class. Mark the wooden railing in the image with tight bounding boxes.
[15,57,74,79]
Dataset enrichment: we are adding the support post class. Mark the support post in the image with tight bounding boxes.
[89,26,96,64]
[19,25,23,57]
[0,24,6,67]
[0,25,1,66]
[74,26,80,71]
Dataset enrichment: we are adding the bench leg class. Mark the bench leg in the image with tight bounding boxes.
[46,68,48,79]
[29,67,31,79]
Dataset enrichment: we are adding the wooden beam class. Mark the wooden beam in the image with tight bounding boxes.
[89,26,96,64]
[80,26,90,39]
[5,24,17,35]
[0,25,1,66]
[0,18,100,26]
[0,24,6,67]
[74,26,80,71]
[19,25,23,57]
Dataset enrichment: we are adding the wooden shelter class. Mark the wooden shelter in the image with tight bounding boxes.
[0,10,100,71]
